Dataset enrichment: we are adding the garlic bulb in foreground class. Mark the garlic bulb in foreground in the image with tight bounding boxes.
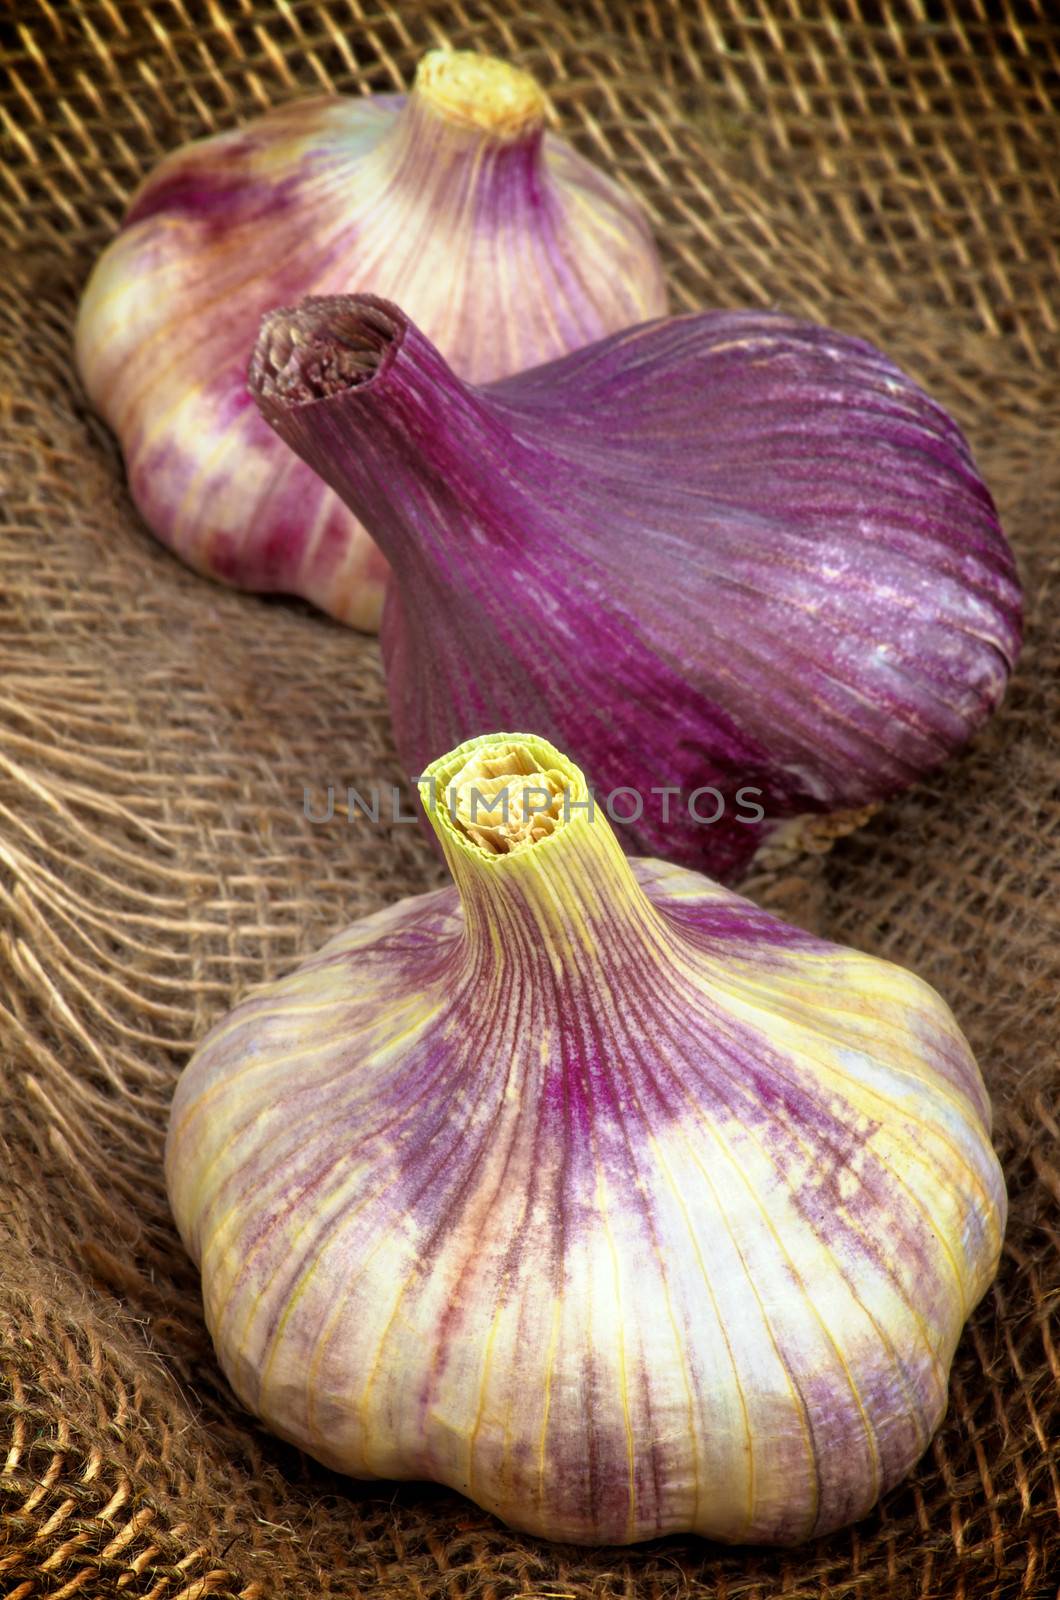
[167,730,1006,1547]
[75,51,666,632]
[249,295,1022,882]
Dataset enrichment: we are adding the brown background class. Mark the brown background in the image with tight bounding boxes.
[2,2,1058,1596]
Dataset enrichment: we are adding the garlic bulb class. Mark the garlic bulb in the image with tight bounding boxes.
[249,295,1023,881]
[166,730,1006,1547]
[75,51,666,632]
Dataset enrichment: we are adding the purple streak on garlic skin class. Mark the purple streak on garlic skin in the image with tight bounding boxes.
[75,57,667,632]
[167,734,1005,1546]
[248,295,1022,881]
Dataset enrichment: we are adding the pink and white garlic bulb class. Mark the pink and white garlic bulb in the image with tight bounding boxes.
[167,731,1006,1546]
[75,50,667,630]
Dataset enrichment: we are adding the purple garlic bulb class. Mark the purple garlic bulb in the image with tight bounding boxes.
[249,295,1022,881]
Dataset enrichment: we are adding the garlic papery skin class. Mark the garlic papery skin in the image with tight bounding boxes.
[249,294,1023,880]
[166,730,1006,1547]
[74,51,667,632]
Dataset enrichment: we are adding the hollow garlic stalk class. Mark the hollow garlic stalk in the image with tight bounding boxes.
[75,51,666,631]
[167,731,1006,1546]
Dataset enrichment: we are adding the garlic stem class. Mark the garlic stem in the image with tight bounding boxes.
[412,50,547,142]
[447,740,568,854]
[255,302,397,406]
[421,732,674,989]
[252,296,536,572]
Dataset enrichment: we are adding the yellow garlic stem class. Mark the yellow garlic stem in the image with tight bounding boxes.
[448,740,569,855]
[413,49,547,142]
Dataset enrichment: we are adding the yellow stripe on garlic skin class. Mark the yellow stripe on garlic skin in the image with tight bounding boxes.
[166,732,1005,1546]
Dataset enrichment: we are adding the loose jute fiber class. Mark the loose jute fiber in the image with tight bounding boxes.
[2,3,1058,1596]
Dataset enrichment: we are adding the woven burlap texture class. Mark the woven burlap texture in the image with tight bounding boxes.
[2,2,1058,1596]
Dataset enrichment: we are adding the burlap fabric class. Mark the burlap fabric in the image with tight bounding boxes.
[2,2,1058,1595]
